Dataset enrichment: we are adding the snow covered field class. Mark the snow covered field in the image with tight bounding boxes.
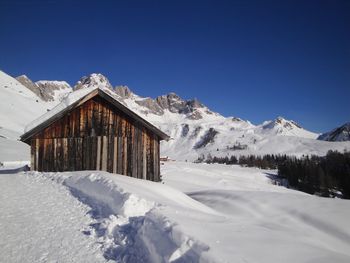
[1,162,350,263]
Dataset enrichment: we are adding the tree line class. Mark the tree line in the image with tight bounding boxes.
[278,151,350,198]
[195,151,350,199]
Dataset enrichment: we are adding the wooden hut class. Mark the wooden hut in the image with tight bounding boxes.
[20,88,169,182]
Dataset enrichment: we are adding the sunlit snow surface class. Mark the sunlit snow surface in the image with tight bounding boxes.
[1,69,350,163]
[1,162,350,263]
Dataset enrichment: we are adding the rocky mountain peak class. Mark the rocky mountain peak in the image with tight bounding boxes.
[115,85,133,98]
[35,81,71,101]
[16,75,71,102]
[73,73,113,91]
[155,93,185,113]
[16,74,30,81]
[272,117,302,129]
[154,93,206,119]
[318,122,350,141]
[186,98,204,109]
[262,117,303,133]
[16,75,40,97]
[232,117,243,122]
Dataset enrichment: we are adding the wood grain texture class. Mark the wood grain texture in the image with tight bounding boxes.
[28,95,162,181]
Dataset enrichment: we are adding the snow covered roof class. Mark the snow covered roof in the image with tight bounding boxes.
[21,87,170,142]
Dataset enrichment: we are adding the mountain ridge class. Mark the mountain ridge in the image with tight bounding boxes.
[1,70,349,161]
[318,123,350,142]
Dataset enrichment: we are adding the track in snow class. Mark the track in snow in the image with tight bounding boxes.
[0,173,106,263]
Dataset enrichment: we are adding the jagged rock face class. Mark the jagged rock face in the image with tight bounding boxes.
[135,98,164,115]
[71,73,209,120]
[155,93,205,119]
[318,123,350,141]
[181,124,190,137]
[16,75,42,99]
[115,86,133,99]
[232,117,243,122]
[186,110,202,120]
[190,126,202,138]
[16,75,71,101]
[193,128,219,149]
[35,81,71,101]
[263,117,302,131]
[73,73,113,91]
[187,98,204,109]
[274,117,302,129]
[156,93,186,113]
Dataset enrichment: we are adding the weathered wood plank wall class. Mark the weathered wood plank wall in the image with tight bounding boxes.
[30,96,161,181]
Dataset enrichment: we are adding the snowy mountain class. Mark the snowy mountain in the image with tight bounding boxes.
[1,70,350,163]
[73,73,113,91]
[318,122,350,142]
[0,71,50,137]
[16,75,71,102]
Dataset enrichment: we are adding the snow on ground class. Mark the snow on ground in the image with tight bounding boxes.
[1,162,350,263]
[162,162,350,263]
[0,137,29,165]
[0,173,106,263]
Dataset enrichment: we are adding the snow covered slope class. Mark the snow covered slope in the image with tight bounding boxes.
[1,70,349,162]
[0,70,49,134]
[35,80,71,101]
[16,75,72,102]
[318,122,350,141]
[0,71,72,163]
[1,163,350,262]
[0,71,71,136]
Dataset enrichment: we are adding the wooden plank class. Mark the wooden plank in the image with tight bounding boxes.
[90,136,97,170]
[47,139,51,172]
[117,136,123,174]
[132,126,137,178]
[55,138,60,171]
[101,136,108,171]
[43,138,48,172]
[52,138,56,171]
[136,127,141,179]
[96,136,101,170]
[154,137,159,181]
[123,136,127,175]
[85,137,89,170]
[35,139,39,171]
[143,132,147,180]
[157,137,160,181]
[76,138,82,171]
[87,101,93,135]
[63,138,68,171]
[113,137,118,173]
[37,139,42,172]
[30,139,35,171]
[67,138,74,171]
[107,136,113,173]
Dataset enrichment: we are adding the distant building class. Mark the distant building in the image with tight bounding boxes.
[21,88,169,182]
[160,156,171,162]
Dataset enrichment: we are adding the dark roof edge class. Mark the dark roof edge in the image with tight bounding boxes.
[20,88,169,142]
[97,89,169,140]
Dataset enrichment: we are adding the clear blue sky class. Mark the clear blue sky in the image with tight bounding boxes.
[0,0,349,133]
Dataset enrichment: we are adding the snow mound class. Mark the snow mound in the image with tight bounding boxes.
[44,171,212,263]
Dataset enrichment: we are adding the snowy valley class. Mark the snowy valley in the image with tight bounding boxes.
[0,70,349,165]
[1,70,350,263]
